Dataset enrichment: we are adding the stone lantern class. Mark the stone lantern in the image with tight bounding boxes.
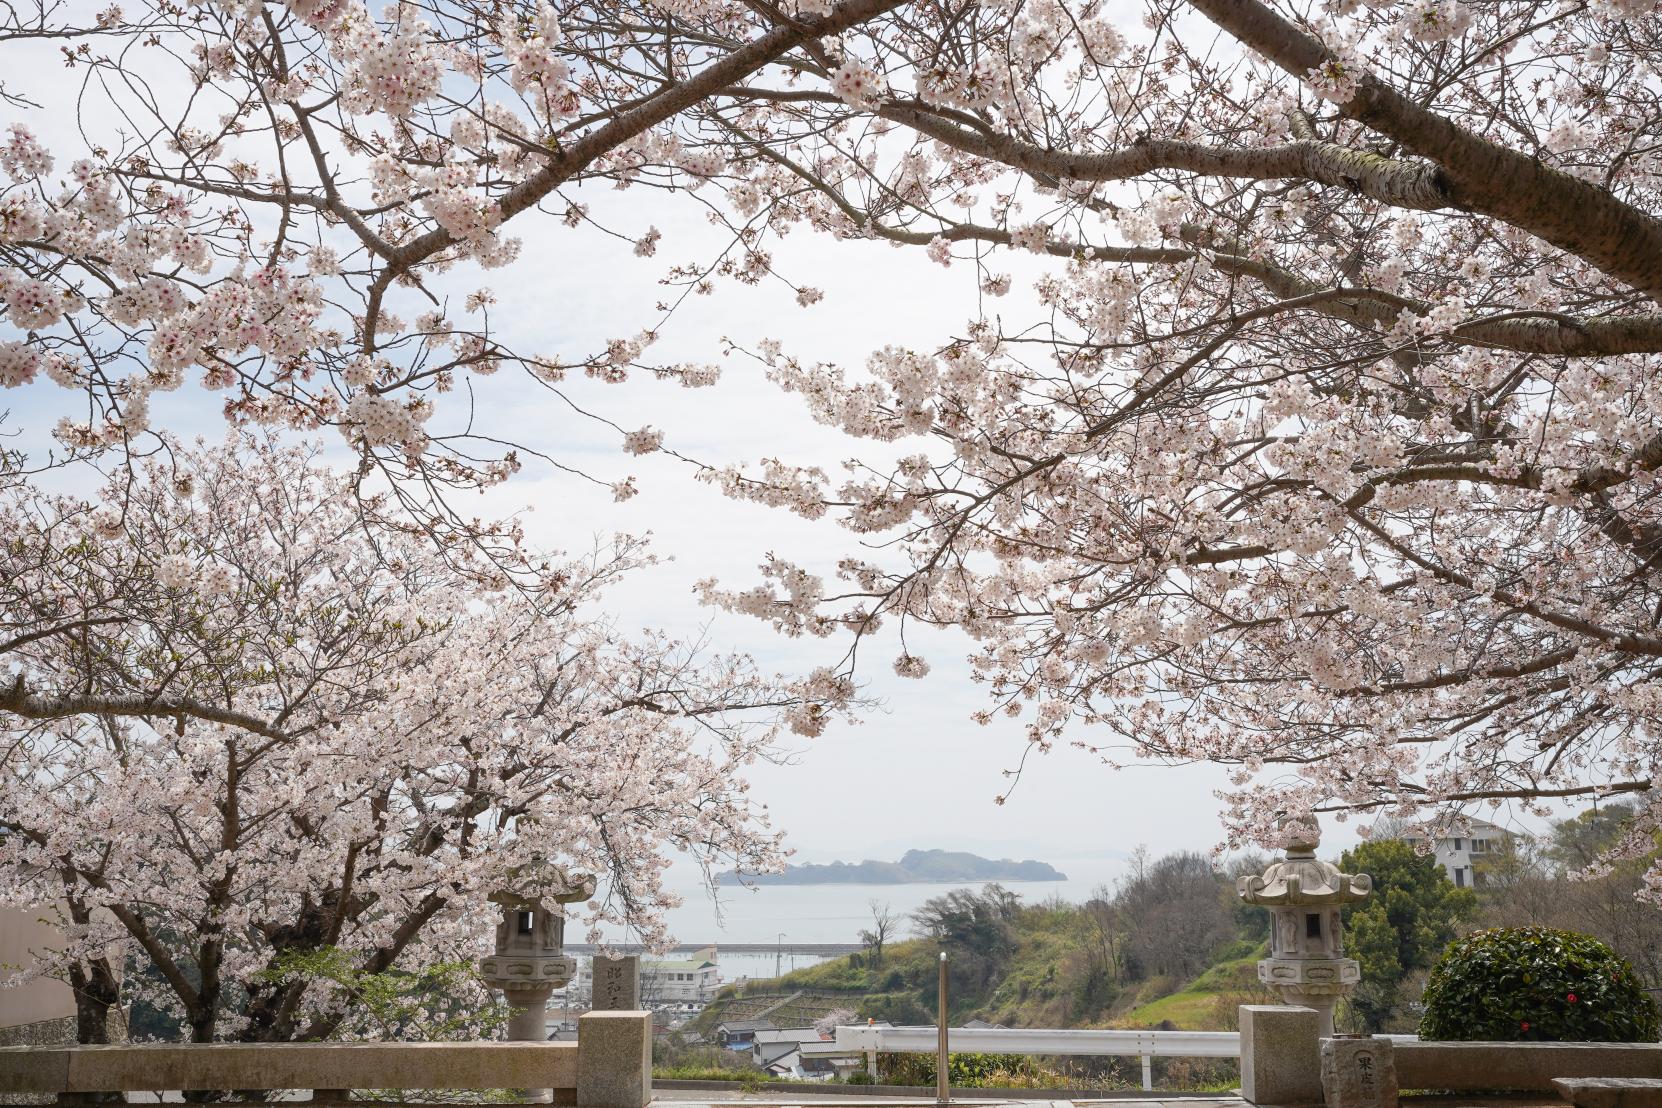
[479,862,595,1042]
[1236,814,1372,1036]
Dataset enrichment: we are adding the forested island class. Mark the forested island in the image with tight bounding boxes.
[725,848,1067,885]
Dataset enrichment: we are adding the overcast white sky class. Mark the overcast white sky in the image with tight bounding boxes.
[451,194,1255,872]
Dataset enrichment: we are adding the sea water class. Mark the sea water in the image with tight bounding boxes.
[593,854,1130,984]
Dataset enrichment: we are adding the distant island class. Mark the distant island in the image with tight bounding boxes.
[725,848,1067,885]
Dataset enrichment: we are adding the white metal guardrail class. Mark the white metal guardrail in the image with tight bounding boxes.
[834,1025,1240,1092]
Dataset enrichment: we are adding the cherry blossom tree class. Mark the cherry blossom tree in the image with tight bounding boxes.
[692,0,1662,879]
[9,0,1662,882]
[0,435,850,1042]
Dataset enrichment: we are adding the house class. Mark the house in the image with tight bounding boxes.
[755,1039,801,1075]
[716,1018,775,1047]
[0,906,78,1045]
[642,946,720,1004]
[748,1027,826,1068]
[799,1039,868,1080]
[753,1037,868,1081]
[1398,819,1524,889]
[1,902,125,1046]
[752,1027,829,1048]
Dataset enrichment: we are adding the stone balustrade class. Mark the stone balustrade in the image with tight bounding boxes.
[1394,1040,1662,1091]
[1239,1005,1662,1105]
[0,1011,650,1108]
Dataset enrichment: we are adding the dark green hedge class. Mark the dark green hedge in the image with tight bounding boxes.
[1419,926,1658,1042]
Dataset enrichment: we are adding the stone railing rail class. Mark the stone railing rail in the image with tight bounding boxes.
[834,1023,1238,1092]
[1394,1040,1662,1090]
[840,1016,1662,1102]
[1240,1008,1662,1104]
[0,1011,651,1108]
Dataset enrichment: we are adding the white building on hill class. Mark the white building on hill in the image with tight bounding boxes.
[1398,819,1522,889]
[642,946,719,1004]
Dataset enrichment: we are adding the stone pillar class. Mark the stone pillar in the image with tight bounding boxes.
[591,955,641,1011]
[508,985,557,1042]
[1321,1036,1398,1108]
[577,1010,652,1108]
[1239,1004,1322,1106]
[1300,992,1340,1040]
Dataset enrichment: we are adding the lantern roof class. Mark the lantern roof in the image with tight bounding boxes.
[488,857,596,911]
[1236,814,1372,907]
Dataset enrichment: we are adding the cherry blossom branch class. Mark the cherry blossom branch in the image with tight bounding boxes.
[0,675,289,741]
[1189,0,1662,301]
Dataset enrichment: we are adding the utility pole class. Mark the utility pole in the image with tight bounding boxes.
[936,952,949,1108]
[776,932,785,979]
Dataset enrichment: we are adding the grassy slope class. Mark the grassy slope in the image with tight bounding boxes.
[1117,951,1267,1030]
[690,913,1269,1035]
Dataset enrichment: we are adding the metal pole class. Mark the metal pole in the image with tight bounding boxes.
[936,952,949,1107]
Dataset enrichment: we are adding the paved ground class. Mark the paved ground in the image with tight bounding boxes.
[650,1096,1245,1107]
[650,1100,1565,1108]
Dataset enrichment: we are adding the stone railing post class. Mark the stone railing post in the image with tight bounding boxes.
[1239,1004,1322,1106]
[577,1010,651,1108]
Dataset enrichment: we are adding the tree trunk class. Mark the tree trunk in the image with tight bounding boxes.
[66,957,120,1044]
[62,898,121,1045]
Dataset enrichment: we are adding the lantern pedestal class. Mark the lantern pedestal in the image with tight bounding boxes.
[504,984,559,1042]
[1258,955,1361,1036]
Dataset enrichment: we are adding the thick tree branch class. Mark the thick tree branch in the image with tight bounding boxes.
[1189,0,1662,302]
[0,675,288,741]
[879,97,1453,210]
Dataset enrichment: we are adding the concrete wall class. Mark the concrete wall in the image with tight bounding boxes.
[0,907,76,1031]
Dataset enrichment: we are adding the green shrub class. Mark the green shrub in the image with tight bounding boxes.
[1419,926,1658,1042]
[844,1071,875,1085]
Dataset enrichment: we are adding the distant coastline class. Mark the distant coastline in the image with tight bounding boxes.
[723,848,1068,885]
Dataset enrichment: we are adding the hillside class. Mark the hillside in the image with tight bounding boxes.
[693,936,1270,1037]
[689,884,1272,1036]
[725,849,1067,885]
